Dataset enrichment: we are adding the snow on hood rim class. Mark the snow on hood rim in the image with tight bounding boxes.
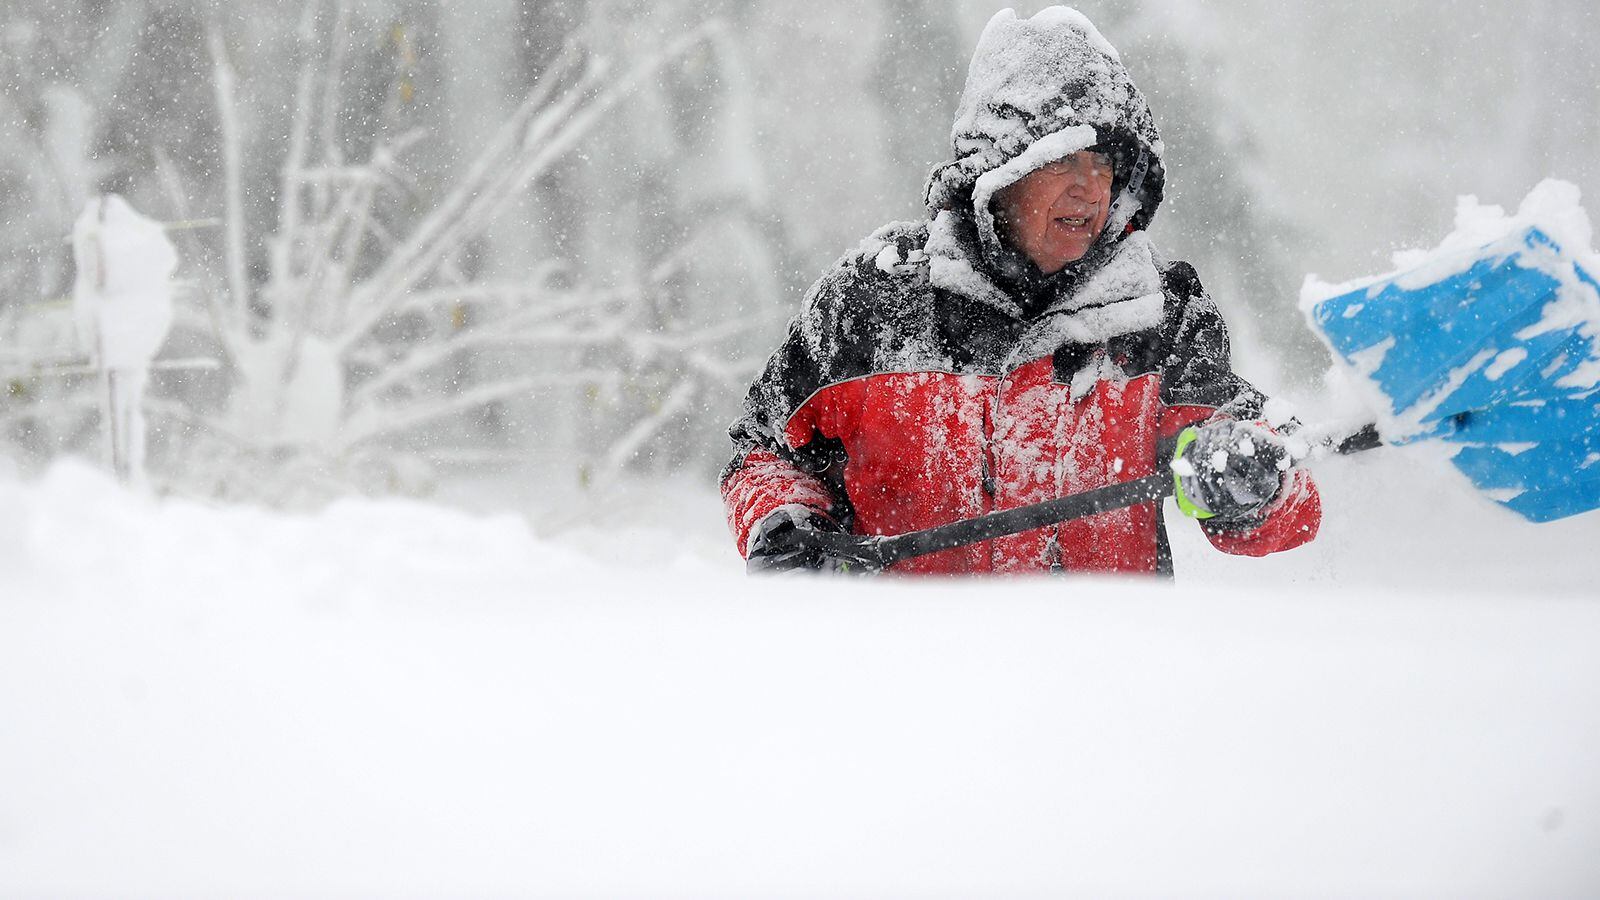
[969,124,1099,257]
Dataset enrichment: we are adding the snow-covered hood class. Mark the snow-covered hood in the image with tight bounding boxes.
[924,7,1166,261]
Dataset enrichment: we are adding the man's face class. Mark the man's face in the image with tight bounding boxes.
[993,150,1115,274]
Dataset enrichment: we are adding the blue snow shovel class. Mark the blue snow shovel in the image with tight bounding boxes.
[1308,226,1600,524]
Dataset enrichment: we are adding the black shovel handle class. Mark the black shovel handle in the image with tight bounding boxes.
[785,422,1385,574]
[793,473,1173,573]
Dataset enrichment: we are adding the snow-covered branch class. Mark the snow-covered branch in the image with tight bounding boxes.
[335,23,721,356]
[336,370,625,453]
[208,30,252,327]
[0,7,756,500]
[593,378,699,484]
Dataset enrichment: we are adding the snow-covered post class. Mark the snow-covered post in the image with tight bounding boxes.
[72,196,178,486]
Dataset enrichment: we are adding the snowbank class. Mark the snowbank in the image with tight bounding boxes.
[3,463,1599,896]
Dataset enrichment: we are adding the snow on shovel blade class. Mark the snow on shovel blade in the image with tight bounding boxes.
[1309,226,1600,523]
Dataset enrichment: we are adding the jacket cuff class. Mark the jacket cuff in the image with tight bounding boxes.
[1201,466,1321,557]
[723,449,838,557]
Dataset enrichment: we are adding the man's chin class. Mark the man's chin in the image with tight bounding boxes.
[1038,246,1092,273]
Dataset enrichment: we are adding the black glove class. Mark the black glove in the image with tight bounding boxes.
[1173,420,1290,522]
[746,507,847,574]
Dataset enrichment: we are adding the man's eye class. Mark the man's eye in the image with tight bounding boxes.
[1039,152,1114,177]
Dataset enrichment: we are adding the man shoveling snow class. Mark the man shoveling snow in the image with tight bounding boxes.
[721,7,1320,575]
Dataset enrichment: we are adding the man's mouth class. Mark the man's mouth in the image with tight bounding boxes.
[1054,214,1093,228]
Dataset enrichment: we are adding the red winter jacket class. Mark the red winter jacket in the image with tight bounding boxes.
[721,218,1320,576]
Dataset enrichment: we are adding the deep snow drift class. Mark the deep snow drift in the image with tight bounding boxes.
[2,461,1599,897]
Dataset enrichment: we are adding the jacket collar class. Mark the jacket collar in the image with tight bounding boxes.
[925,210,1166,346]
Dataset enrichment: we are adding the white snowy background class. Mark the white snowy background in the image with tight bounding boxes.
[3,0,1600,896]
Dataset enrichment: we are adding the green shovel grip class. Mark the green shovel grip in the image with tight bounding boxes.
[1171,426,1216,520]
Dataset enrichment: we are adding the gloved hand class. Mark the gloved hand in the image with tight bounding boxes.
[746,507,848,574]
[1172,420,1291,522]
